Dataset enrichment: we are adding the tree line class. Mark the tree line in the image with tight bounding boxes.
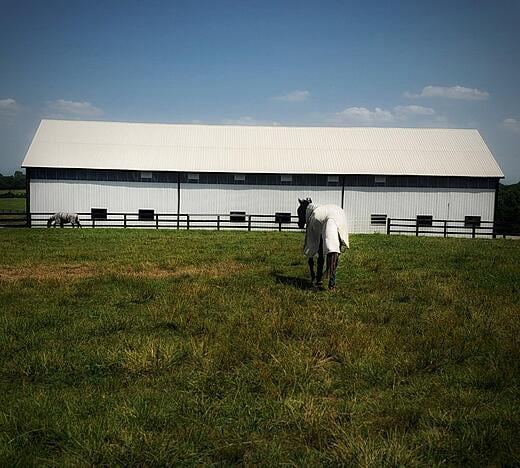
[0,171,25,190]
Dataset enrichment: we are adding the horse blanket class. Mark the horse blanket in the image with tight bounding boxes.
[304,204,349,258]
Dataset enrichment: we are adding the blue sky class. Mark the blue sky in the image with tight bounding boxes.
[1,0,519,182]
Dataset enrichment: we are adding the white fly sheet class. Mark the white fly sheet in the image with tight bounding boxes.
[304,204,349,258]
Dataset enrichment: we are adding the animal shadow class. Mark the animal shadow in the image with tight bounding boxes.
[272,273,314,290]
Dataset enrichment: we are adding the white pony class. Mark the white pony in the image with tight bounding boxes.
[47,212,82,228]
[297,198,349,289]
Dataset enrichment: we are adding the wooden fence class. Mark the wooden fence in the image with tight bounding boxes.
[0,211,303,231]
[386,217,519,238]
[1,211,518,238]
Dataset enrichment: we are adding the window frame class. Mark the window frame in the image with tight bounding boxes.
[327,175,340,186]
[370,214,387,225]
[91,208,107,221]
[229,211,246,222]
[234,174,246,184]
[138,209,155,221]
[187,173,199,183]
[464,215,481,228]
[416,215,433,227]
[275,212,292,224]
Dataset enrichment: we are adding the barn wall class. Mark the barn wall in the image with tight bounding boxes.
[344,187,496,233]
[30,180,178,226]
[30,179,496,233]
[179,183,342,216]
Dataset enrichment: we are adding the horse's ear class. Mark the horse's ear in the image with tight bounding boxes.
[307,198,312,203]
[298,198,302,204]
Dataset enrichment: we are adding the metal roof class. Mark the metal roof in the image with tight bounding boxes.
[22,119,504,178]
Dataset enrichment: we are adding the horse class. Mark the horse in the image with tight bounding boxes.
[47,212,82,228]
[297,198,349,289]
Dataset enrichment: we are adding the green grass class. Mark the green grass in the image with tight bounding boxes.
[0,190,25,211]
[1,229,519,466]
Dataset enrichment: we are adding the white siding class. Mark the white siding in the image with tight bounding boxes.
[180,184,342,215]
[344,188,495,233]
[31,180,178,226]
[30,180,496,235]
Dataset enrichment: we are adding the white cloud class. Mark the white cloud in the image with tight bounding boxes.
[222,116,280,126]
[272,90,310,102]
[333,107,395,125]
[46,99,103,118]
[393,105,436,118]
[404,85,489,101]
[503,118,520,133]
[0,98,20,115]
[331,105,440,125]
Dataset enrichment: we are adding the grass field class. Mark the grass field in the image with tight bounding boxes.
[0,190,25,211]
[0,229,519,466]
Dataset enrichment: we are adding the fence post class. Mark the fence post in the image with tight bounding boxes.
[187,215,190,230]
[248,215,251,232]
[156,214,159,229]
[26,212,31,228]
[386,217,391,235]
[415,220,419,237]
[123,214,127,228]
[279,221,282,232]
[92,217,95,229]
[444,220,447,238]
[217,215,220,231]
[472,225,476,239]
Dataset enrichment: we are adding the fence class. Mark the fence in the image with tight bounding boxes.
[1,211,519,238]
[0,211,303,231]
[386,218,519,238]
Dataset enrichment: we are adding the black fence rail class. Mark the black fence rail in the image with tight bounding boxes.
[387,218,519,238]
[0,212,304,231]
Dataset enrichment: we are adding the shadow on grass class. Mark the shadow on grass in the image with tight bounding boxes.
[272,273,314,290]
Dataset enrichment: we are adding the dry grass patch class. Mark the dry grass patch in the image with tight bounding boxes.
[0,261,250,281]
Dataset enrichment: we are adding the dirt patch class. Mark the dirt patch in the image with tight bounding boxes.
[0,262,249,281]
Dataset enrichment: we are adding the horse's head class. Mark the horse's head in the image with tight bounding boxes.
[297,198,312,229]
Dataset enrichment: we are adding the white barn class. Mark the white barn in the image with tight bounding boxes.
[22,119,504,232]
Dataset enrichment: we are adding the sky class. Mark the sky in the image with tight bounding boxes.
[1,0,519,183]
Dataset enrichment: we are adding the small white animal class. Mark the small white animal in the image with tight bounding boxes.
[47,212,82,228]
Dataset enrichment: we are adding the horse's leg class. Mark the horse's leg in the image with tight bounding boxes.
[327,253,339,289]
[316,237,324,286]
[308,257,315,283]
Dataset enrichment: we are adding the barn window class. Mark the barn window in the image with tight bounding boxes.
[234,174,246,184]
[187,173,199,183]
[275,212,292,224]
[91,208,107,220]
[416,215,433,227]
[280,175,292,185]
[138,209,155,221]
[374,176,386,186]
[327,175,340,186]
[230,211,246,222]
[141,171,152,180]
[465,216,481,228]
[371,214,387,225]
